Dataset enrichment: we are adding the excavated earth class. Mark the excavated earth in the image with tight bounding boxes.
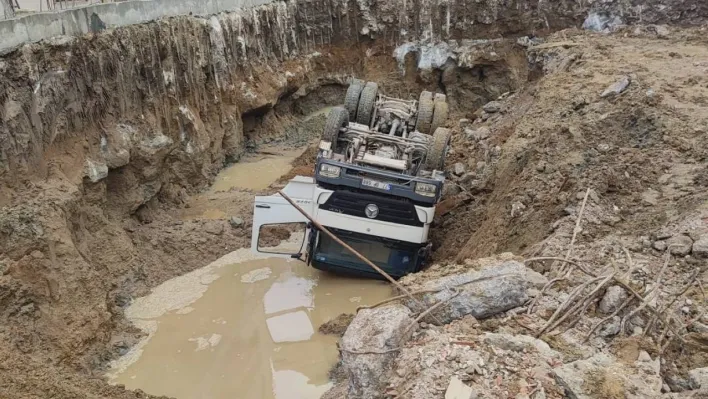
[1,0,708,398]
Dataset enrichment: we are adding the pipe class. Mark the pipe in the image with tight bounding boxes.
[277,190,440,322]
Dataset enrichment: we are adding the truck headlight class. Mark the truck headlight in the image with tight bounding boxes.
[415,182,437,197]
[319,164,341,178]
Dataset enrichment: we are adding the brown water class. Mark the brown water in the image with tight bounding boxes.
[109,255,390,398]
[210,148,306,192]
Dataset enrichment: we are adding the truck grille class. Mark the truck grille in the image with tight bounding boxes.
[320,190,424,227]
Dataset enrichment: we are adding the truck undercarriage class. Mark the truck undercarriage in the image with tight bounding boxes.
[251,80,451,279]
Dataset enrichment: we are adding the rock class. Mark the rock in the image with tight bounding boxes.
[229,216,244,228]
[554,353,661,399]
[583,11,624,32]
[599,315,621,337]
[204,223,224,235]
[653,240,667,252]
[453,162,466,176]
[445,376,475,399]
[601,76,631,98]
[459,118,472,128]
[641,188,660,206]
[692,236,708,258]
[667,235,693,256]
[482,101,502,113]
[466,126,490,141]
[443,184,462,197]
[84,159,109,183]
[410,261,537,323]
[689,368,708,389]
[341,304,415,399]
[482,333,560,359]
[666,375,692,392]
[689,322,708,334]
[598,286,628,314]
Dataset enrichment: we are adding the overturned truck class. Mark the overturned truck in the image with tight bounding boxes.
[252,80,451,279]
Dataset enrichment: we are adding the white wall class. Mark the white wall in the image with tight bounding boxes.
[0,0,273,53]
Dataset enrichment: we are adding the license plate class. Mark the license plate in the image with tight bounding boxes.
[362,178,391,191]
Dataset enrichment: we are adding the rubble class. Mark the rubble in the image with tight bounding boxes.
[600,76,631,98]
[689,368,708,389]
[341,304,416,399]
[667,235,693,256]
[554,352,662,399]
[403,261,542,323]
[598,286,629,314]
[693,236,708,258]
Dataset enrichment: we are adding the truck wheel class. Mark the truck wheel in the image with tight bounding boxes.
[356,82,378,126]
[415,91,434,134]
[424,127,452,171]
[344,81,364,120]
[430,100,449,133]
[322,106,349,151]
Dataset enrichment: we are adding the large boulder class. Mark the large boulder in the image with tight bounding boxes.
[341,304,415,399]
[407,261,542,323]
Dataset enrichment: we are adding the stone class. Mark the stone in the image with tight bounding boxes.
[482,333,560,359]
[84,159,109,183]
[652,240,667,252]
[601,75,631,98]
[689,322,708,334]
[459,118,472,128]
[453,162,467,176]
[411,261,538,323]
[598,315,621,337]
[641,188,660,206]
[692,236,708,258]
[666,375,692,392]
[482,101,502,113]
[583,11,624,32]
[689,368,708,389]
[554,353,661,399]
[445,376,474,399]
[598,286,628,314]
[466,126,491,141]
[205,223,224,235]
[666,235,693,256]
[341,304,415,399]
[229,216,244,228]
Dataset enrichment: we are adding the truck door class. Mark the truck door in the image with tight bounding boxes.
[251,193,313,259]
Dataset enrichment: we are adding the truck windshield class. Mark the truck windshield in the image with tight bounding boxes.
[313,230,418,273]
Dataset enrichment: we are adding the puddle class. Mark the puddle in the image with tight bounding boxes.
[210,148,307,192]
[108,254,390,399]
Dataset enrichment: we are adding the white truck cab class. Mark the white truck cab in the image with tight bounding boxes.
[251,176,435,279]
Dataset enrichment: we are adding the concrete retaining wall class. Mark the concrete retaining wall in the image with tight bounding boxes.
[0,0,274,53]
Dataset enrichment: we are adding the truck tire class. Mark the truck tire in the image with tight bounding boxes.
[322,106,349,151]
[344,81,364,120]
[424,127,452,171]
[415,91,434,134]
[356,82,378,126]
[430,100,449,133]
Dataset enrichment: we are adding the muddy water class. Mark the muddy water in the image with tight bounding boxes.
[210,148,307,192]
[109,255,390,398]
